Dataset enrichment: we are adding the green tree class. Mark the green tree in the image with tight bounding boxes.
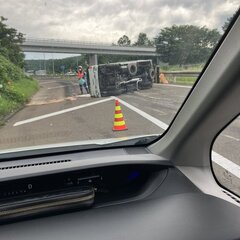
[222,17,232,32]
[0,16,25,68]
[155,25,221,65]
[222,11,238,32]
[117,35,131,46]
[133,32,154,47]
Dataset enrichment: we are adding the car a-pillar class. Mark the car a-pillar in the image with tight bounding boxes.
[89,54,98,66]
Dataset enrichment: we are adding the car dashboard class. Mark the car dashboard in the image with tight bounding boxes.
[0,147,239,240]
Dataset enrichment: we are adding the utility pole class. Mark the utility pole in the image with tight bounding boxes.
[52,53,55,75]
[52,58,55,75]
[43,53,46,73]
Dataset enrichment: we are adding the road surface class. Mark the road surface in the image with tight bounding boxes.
[0,77,239,196]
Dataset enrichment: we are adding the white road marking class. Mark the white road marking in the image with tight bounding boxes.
[154,83,192,89]
[115,96,240,179]
[212,152,240,178]
[223,134,240,142]
[14,97,114,127]
[76,94,91,98]
[113,97,168,130]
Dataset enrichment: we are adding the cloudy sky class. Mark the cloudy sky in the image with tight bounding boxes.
[0,0,238,59]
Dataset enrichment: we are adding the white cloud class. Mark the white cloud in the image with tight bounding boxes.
[0,0,238,43]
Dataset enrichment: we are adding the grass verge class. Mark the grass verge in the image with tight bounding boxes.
[0,55,39,122]
[164,76,197,85]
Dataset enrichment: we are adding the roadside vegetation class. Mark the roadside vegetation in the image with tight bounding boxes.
[160,63,204,72]
[0,55,38,120]
[0,17,38,122]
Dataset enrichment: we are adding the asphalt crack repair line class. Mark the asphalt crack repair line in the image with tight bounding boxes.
[47,84,79,90]
[154,83,192,89]
[47,85,71,90]
[223,134,240,142]
[39,81,59,85]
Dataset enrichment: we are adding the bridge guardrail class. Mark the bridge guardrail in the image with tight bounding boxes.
[24,38,155,49]
[21,38,159,56]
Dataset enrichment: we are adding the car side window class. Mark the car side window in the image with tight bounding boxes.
[212,117,240,196]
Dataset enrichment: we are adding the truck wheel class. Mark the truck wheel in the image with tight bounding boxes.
[128,63,137,76]
[149,68,155,80]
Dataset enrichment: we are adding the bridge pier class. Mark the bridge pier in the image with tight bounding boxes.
[89,54,98,66]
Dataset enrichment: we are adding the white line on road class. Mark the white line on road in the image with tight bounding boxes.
[113,97,168,130]
[154,83,192,89]
[223,134,240,142]
[212,152,240,178]
[76,94,91,98]
[14,97,114,127]
[115,96,240,179]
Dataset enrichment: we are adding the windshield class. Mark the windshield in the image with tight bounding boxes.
[0,1,238,152]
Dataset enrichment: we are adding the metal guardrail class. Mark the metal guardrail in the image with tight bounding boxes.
[161,71,200,77]
[156,71,201,83]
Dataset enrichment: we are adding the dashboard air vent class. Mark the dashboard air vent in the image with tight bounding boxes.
[222,190,240,204]
[0,159,71,170]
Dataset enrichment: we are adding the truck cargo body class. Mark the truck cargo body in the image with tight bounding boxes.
[89,60,154,97]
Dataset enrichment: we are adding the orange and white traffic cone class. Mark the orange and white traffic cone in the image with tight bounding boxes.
[112,100,128,131]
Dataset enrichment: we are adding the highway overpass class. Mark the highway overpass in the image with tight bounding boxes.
[21,38,159,65]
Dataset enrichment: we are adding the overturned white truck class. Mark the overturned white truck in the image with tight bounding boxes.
[88,60,154,97]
